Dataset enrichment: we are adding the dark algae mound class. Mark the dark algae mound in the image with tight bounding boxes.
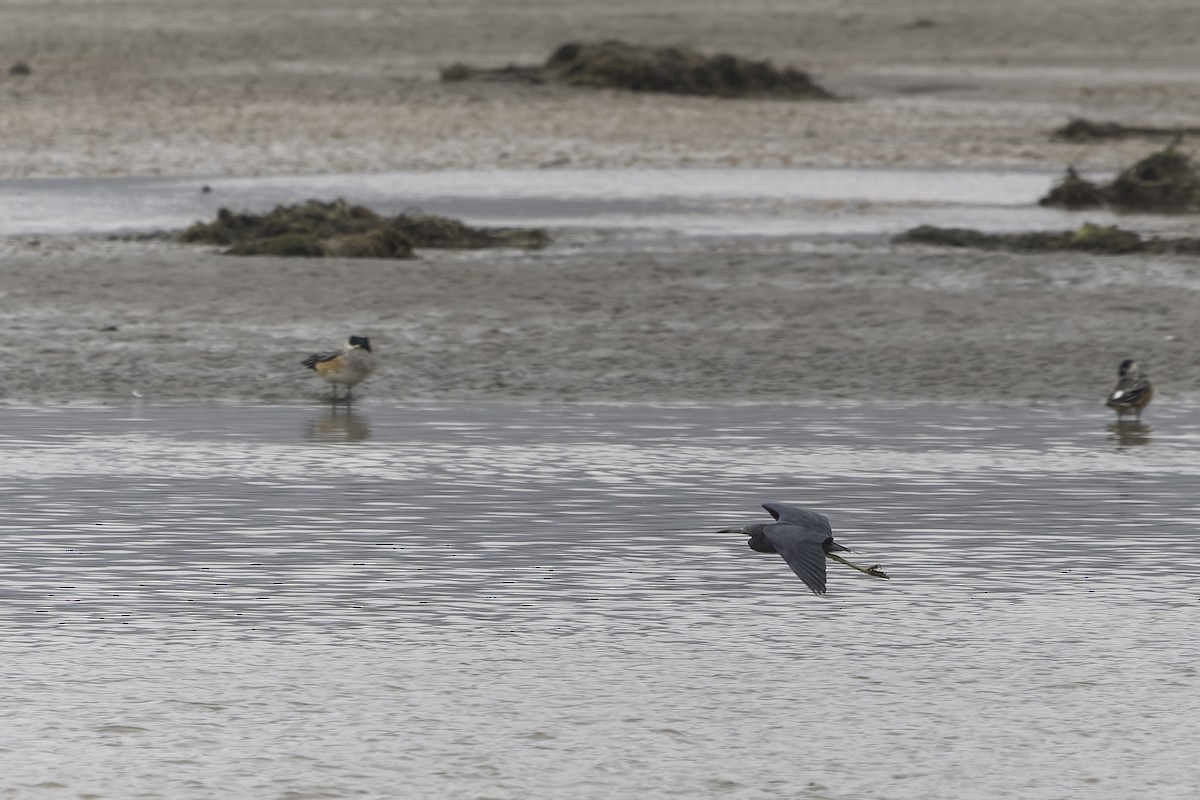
[228,233,327,257]
[323,228,416,259]
[181,199,548,258]
[895,223,1200,256]
[916,146,1200,253]
[394,212,549,250]
[1039,167,1108,209]
[183,199,394,247]
[1106,148,1200,211]
[543,41,830,98]
[1040,145,1200,212]
[442,39,831,100]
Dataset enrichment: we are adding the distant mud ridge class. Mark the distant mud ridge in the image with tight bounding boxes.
[1053,118,1200,142]
[894,222,1200,256]
[180,199,549,258]
[1040,146,1200,211]
[441,40,832,99]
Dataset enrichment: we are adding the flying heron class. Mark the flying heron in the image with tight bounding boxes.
[721,503,889,595]
[1106,358,1153,421]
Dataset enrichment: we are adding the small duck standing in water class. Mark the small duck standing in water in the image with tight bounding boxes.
[303,335,375,402]
[1106,358,1154,421]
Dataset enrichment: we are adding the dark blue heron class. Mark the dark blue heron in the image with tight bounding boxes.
[721,503,889,595]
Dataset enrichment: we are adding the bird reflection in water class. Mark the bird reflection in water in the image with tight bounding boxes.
[305,406,372,443]
[1107,421,1152,448]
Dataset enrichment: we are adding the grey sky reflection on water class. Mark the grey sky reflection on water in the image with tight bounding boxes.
[0,401,1197,634]
[2,403,1199,800]
[6,167,1191,243]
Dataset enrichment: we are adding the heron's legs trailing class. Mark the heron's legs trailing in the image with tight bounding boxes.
[826,552,890,580]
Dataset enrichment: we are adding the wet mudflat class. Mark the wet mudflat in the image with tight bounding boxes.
[2,402,1198,799]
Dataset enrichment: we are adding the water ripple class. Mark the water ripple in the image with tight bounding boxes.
[2,403,1199,799]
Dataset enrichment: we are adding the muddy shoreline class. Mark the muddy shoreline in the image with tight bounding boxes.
[4,1,1200,178]
[3,0,1200,407]
[3,236,1198,406]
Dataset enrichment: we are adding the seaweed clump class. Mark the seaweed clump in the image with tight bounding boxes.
[544,41,830,98]
[1040,146,1200,212]
[395,212,549,250]
[180,199,548,258]
[1107,148,1200,210]
[442,40,832,100]
[228,232,326,257]
[894,222,1200,256]
[1039,167,1108,209]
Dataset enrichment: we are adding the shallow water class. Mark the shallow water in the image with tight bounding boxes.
[1,167,1189,244]
[2,402,1198,798]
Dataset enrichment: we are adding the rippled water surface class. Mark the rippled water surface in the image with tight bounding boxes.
[3,403,1199,799]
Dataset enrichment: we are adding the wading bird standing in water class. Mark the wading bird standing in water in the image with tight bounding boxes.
[303,335,375,402]
[1106,358,1153,421]
[720,503,889,595]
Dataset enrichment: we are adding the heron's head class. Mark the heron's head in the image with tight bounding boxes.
[717,523,759,536]
[348,335,372,352]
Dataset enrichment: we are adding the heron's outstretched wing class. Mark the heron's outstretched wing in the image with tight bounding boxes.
[762,503,833,534]
[763,523,829,595]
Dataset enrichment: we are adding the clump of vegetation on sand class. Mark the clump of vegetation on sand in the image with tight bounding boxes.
[1037,167,1109,209]
[894,222,1200,256]
[442,40,832,100]
[1040,145,1200,212]
[180,199,548,258]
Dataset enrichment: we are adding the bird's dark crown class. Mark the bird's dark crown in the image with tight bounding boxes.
[1118,358,1137,375]
[348,335,371,351]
